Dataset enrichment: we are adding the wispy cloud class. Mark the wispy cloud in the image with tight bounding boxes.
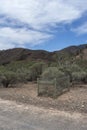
[0,0,87,49]
[72,22,87,35]
[0,27,53,49]
[0,0,87,29]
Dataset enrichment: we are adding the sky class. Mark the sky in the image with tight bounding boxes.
[0,0,87,51]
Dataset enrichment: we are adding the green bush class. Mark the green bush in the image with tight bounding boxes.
[58,63,87,83]
[0,65,31,87]
[30,62,47,80]
[72,71,87,83]
[0,70,17,87]
[41,67,65,80]
[0,61,47,87]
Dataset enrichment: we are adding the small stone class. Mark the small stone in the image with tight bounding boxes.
[22,96,25,98]
[82,105,84,108]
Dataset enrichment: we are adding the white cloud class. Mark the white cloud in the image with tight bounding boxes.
[73,22,87,35]
[0,27,53,49]
[0,0,87,29]
[0,0,87,49]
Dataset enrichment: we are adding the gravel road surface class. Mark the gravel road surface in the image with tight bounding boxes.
[0,99,87,130]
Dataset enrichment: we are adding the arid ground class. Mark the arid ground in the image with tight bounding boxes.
[0,83,87,114]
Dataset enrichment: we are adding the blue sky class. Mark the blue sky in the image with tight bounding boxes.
[0,0,87,51]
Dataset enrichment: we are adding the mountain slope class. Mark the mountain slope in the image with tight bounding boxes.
[0,48,54,65]
[0,44,87,65]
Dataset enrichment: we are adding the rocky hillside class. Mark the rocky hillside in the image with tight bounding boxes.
[0,48,54,65]
[0,44,87,65]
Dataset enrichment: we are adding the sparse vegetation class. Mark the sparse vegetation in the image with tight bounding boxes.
[0,44,87,87]
[0,61,47,87]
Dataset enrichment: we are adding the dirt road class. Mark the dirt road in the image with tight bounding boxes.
[0,99,87,130]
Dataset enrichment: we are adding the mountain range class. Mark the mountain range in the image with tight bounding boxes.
[0,44,87,65]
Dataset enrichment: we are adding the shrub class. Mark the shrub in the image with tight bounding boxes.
[30,62,47,80]
[58,62,87,84]
[41,67,65,80]
[16,67,32,82]
[0,70,17,87]
[0,65,31,87]
[72,71,87,83]
[0,62,47,87]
